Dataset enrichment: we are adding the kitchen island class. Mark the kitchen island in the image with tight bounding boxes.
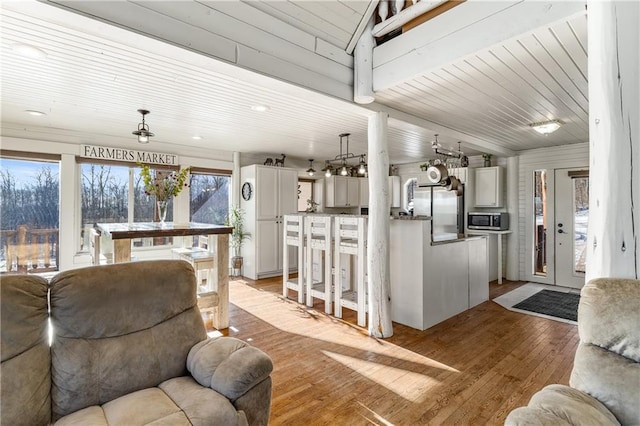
[390,217,488,330]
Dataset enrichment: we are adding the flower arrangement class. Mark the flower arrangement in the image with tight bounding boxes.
[138,163,191,202]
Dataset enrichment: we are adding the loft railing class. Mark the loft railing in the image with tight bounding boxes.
[0,225,59,273]
[373,0,457,42]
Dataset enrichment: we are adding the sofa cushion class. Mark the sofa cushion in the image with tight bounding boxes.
[187,337,274,400]
[571,342,640,425]
[55,381,247,426]
[49,260,207,420]
[578,277,640,362]
[1,274,51,426]
[160,376,248,425]
[505,384,619,426]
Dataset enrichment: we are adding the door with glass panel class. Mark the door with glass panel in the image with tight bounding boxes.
[554,169,588,289]
[530,167,588,288]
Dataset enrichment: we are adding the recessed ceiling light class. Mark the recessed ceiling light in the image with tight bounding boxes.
[25,110,46,116]
[251,105,270,112]
[529,119,563,135]
[12,43,47,59]
[192,135,202,140]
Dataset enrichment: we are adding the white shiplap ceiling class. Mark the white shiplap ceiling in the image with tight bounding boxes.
[1,1,588,167]
[376,12,589,152]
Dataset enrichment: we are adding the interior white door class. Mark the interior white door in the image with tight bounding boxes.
[554,169,588,289]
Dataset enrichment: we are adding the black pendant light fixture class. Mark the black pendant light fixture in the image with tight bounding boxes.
[324,133,366,177]
[132,109,154,144]
[306,159,316,176]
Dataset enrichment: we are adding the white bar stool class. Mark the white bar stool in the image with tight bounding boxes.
[334,216,367,327]
[283,215,305,304]
[305,215,333,314]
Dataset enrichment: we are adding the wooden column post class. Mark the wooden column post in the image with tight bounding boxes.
[367,111,393,338]
[354,17,375,104]
[586,1,639,281]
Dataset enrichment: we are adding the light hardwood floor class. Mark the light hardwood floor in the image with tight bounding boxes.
[219,277,578,425]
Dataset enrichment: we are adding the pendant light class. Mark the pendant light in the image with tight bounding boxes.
[358,155,367,175]
[132,109,154,144]
[324,133,366,177]
[306,159,316,176]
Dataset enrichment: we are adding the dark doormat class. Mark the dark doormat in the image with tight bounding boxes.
[512,289,580,322]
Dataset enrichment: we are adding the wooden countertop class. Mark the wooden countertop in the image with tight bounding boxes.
[94,222,233,239]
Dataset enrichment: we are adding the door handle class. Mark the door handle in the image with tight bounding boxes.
[558,229,565,234]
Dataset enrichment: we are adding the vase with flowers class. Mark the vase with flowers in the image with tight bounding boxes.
[139,163,191,223]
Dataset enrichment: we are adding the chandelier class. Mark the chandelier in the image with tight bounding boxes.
[132,109,154,144]
[321,133,367,177]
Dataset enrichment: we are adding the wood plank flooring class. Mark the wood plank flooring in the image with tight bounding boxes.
[220,277,578,425]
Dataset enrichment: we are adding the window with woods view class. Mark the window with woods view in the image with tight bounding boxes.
[1,157,60,274]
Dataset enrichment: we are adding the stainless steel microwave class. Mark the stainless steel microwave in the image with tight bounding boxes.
[468,212,509,230]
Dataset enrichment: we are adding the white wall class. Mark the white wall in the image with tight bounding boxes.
[2,136,234,271]
[518,142,589,282]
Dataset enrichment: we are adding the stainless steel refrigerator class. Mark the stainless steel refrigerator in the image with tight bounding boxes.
[413,185,464,242]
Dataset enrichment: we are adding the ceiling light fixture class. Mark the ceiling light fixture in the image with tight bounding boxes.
[251,105,270,112]
[323,133,367,178]
[306,159,316,176]
[25,110,46,116]
[529,119,563,135]
[192,135,202,140]
[132,109,154,144]
[12,43,47,59]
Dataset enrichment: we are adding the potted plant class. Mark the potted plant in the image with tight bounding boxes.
[227,206,251,272]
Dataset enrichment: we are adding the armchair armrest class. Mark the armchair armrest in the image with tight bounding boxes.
[505,384,620,426]
[187,337,273,400]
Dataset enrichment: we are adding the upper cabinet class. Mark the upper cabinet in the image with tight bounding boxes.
[474,166,504,207]
[325,176,359,207]
[359,178,369,207]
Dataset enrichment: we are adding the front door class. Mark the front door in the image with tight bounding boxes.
[554,169,588,289]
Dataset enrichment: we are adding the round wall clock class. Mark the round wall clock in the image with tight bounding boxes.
[242,182,253,201]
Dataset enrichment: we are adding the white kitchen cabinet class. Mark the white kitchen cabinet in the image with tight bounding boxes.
[467,237,489,307]
[389,175,401,208]
[474,166,504,207]
[325,176,359,207]
[389,219,489,330]
[240,165,298,279]
[359,178,369,206]
[359,177,400,208]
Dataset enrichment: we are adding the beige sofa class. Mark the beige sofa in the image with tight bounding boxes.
[506,278,640,425]
[1,260,273,425]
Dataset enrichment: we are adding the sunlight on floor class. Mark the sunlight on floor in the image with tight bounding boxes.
[357,402,395,426]
[230,281,458,371]
[323,350,445,403]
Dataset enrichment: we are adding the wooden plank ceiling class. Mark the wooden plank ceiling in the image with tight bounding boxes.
[375,13,589,152]
[1,1,588,166]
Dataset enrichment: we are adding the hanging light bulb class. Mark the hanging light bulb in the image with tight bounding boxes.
[306,159,316,176]
[358,155,367,175]
[132,109,154,144]
[340,159,349,176]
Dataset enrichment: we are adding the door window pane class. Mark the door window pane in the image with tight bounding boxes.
[573,177,589,274]
[533,170,547,276]
[1,158,60,273]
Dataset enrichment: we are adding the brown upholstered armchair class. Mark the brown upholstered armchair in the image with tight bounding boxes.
[1,260,273,425]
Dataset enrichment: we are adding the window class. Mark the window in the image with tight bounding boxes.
[404,178,418,213]
[298,180,314,212]
[80,162,172,251]
[1,156,60,273]
[190,173,230,224]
